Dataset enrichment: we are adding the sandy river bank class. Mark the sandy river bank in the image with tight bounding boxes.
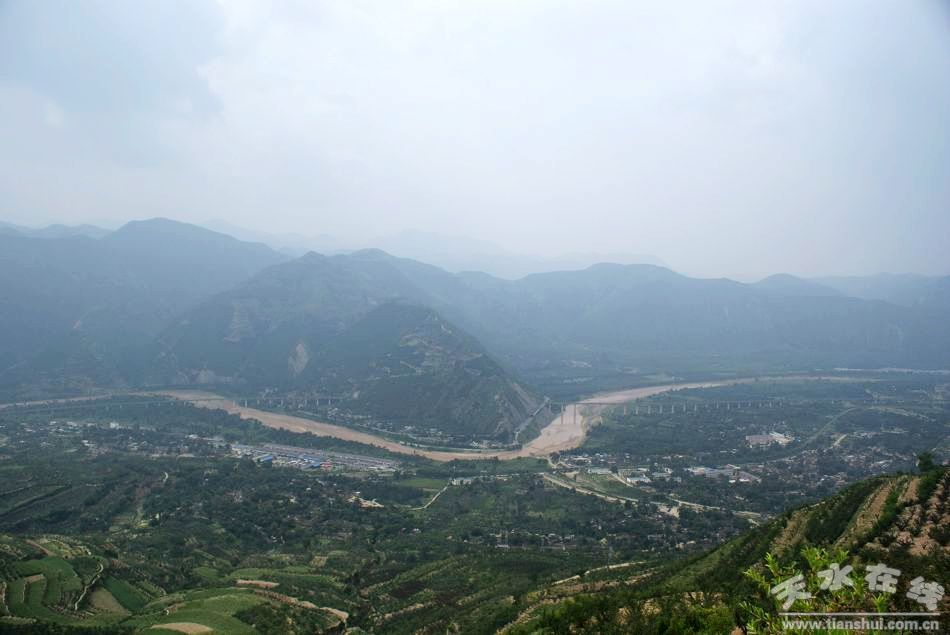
[162,378,752,461]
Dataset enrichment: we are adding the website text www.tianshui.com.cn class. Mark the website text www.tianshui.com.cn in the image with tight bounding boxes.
[781,614,941,631]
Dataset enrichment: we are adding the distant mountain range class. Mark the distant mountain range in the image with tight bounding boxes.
[0,220,112,240]
[1,218,949,439]
[0,219,287,396]
[205,221,668,279]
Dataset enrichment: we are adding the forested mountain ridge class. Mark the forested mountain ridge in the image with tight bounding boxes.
[248,251,950,374]
[342,254,950,377]
[0,220,287,397]
[154,255,541,441]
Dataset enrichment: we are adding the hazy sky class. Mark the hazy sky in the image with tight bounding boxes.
[1,1,948,279]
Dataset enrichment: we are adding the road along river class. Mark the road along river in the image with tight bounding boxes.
[162,378,752,462]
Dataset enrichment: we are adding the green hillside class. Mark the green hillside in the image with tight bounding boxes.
[154,253,543,443]
[507,468,949,633]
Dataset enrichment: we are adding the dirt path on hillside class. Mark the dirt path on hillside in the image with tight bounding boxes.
[148,624,212,634]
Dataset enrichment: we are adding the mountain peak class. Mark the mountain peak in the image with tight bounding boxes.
[349,247,396,260]
[111,217,229,240]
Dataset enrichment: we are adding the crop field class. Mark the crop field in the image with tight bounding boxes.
[7,574,58,622]
[567,472,645,500]
[103,575,157,612]
[132,609,259,634]
[127,586,348,634]
[15,557,83,590]
[396,476,447,490]
[2,557,84,622]
[89,586,130,614]
[26,536,91,558]
[370,550,589,633]
[224,567,348,608]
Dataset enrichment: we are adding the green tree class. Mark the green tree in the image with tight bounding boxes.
[917,451,936,473]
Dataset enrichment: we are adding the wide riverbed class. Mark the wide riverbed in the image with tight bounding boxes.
[164,378,753,462]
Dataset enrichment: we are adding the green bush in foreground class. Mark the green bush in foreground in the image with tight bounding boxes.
[740,547,944,634]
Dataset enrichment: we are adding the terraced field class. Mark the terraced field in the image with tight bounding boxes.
[0,541,351,633]
[126,588,266,634]
[1,554,124,626]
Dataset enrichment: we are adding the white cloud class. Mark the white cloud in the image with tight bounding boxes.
[1,0,948,277]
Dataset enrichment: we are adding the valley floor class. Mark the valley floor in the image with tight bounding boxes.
[162,378,759,461]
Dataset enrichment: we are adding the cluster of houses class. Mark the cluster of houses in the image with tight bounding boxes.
[569,452,766,487]
[232,442,399,472]
[744,431,794,447]
[622,466,675,484]
[686,464,761,484]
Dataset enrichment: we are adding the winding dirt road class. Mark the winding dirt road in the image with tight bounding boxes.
[162,378,748,462]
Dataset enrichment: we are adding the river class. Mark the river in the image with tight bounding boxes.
[164,378,752,462]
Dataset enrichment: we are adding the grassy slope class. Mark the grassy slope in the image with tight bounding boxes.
[507,468,949,633]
